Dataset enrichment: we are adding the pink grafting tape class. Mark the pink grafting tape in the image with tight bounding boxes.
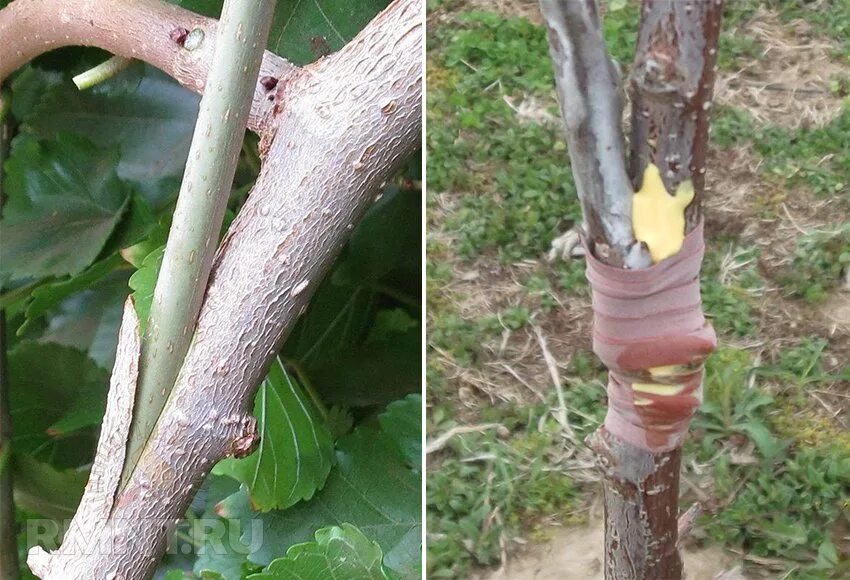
[584,221,717,452]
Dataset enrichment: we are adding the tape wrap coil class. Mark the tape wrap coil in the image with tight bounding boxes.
[585,221,717,452]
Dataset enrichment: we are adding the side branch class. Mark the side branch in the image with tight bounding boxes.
[539,0,649,268]
[0,0,295,133]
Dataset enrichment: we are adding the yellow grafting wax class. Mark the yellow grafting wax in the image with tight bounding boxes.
[632,382,686,397]
[648,364,687,379]
[632,164,694,263]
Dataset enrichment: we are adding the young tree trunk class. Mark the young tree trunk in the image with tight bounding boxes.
[539,0,722,577]
[0,0,422,577]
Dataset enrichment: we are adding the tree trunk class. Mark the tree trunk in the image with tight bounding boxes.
[0,0,422,577]
[539,0,723,577]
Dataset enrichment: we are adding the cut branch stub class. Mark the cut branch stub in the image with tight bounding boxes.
[628,0,724,230]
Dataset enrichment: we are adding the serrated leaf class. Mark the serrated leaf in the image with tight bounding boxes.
[40,273,129,369]
[304,314,420,407]
[25,68,199,186]
[190,475,255,579]
[8,66,62,122]
[11,454,88,519]
[19,254,124,334]
[248,524,389,580]
[214,359,335,512]
[282,187,421,408]
[332,187,421,286]
[378,394,421,468]
[223,415,421,578]
[0,134,131,281]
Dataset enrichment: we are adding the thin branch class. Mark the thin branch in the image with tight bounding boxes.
[72,56,134,90]
[425,424,503,455]
[0,0,295,133]
[539,0,649,268]
[121,0,277,490]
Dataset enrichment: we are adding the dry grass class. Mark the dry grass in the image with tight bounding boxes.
[715,9,849,129]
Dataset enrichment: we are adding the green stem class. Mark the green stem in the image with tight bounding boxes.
[0,88,21,580]
[121,0,277,489]
[72,55,134,90]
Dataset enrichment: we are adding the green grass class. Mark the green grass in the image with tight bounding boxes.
[712,104,850,198]
[700,244,764,337]
[689,347,850,578]
[783,225,850,302]
[426,377,605,578]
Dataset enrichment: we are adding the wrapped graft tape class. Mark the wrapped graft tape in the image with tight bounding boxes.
[584,221,716,452]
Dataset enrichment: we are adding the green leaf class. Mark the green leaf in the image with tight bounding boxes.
[25,68,199,186]
[8,66,62,122]
[18,254,124,334]
[222,414,421,578]
[0,134,131,281]
[39,273,129,369]
[303,312,420,407]
[248,524,389,580]
[332,187,421,286]
[378,394,421,468]
[128,245,165,334]
[282,187,421,408]
[213,358,335,512]
[8,341,108,457]
[193,475,255,579]
[269,1,391,65]
[12,454,88,519]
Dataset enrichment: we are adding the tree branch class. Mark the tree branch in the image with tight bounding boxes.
[23,0,422,576]
[121,0,277,491]
[539,0,650,268]
[628,0,724,230]
[0,0,295,133]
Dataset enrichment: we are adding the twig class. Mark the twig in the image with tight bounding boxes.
[0,0,293,132]
[72,55,134,90]
[425,424,503,455]
[676,502,702,540]
[498,362,544,401]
